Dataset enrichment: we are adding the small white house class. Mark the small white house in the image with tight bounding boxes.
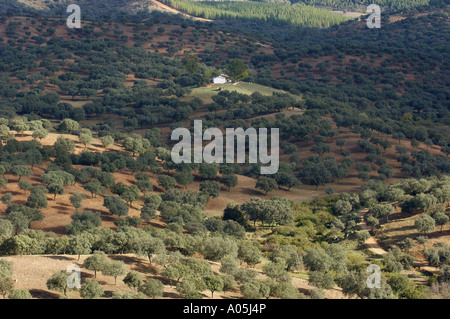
[211,74,230,84]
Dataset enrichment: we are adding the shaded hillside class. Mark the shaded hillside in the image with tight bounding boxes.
[0,0,162,16]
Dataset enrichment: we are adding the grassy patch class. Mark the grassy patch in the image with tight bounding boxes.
[190,82,300,103]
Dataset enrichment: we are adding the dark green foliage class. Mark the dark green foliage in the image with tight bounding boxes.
[297,164,332,190]
[120,185,141,207]
[157,174,177,191]
[223,203,248,227]
[174,171,194,188]
[226,59,248,82]
[69,193,86,210]
[238,241,261,266]
[83,179,106,198]
[80,279,104,299]
[255,176,278,195]
[66,210,102,235]
[103,196,129,218]
[160,0,351,26]
[383,247,415,272]
[274,171,299,191]
[425,243,450,267]
[123,271,144,291]
[46,271,72,296]
[11,165,32,182]
[141,204,157,223]
[220,174,238,191]
[308,271,335,289]
[84,251,108,278]
[338,270,393,299]
[139,278,164,298]
[200,181,220,198]
[240,197,294,228]
[199,163,217,180]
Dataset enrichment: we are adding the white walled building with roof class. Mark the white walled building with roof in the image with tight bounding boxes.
[211,74,231,84]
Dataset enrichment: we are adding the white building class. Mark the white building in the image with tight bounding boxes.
[211,74,230,84]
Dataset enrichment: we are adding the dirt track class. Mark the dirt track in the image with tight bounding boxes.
[149,0,213,22]
[357,209,387,256]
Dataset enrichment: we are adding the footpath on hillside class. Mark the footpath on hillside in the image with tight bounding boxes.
[149,0,213,22]
[357,209,388,256]
[357,209,438,284]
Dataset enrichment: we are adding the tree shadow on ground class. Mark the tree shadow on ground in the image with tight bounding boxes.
[147,221,165,229]
[150,274,173,286]
[389,211,413,221]
[383,224,416,233]
[53,206,71,213]
[45,255,75,261]
[81,271,94,280]
[384,228,450,245]
[108,255,138,265]
[39,225,67,235]
[131,260,157,275]
[29,289,60,299]
[98,213,116,223]
[163,291,180,299]
[240,188,264,197]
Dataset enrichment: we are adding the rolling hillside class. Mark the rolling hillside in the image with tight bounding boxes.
[0,0,449,302]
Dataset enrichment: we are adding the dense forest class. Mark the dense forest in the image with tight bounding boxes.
[280,0,432,10]
[162,0,443,15]
[159,0,351,26]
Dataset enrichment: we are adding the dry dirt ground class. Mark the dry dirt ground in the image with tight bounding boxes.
[0,131,351,299]
[357,209,387,256]
[0,131,157,234]
[374,204,449,276]
[3,115,445,234]
[0,253,346,299]
[1,128,374,234]
[0,253,217,299]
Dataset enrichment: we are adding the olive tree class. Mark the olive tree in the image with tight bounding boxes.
[203,274,224,298]
[46,271,72,297]
[83,251,108,278]
[139,278,164,298]
[80,279,104,299]
[415,215,436,235]
[123,271,144,292]
[102,260,126,285]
